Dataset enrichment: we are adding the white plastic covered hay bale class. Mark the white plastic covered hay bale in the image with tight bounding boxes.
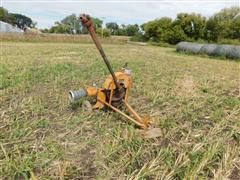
[176,42,203,54]
[176,42,189,52]
[227,46,240,59]
[199,44,218,55]
[176,42,240,59]
[212,45,233,57]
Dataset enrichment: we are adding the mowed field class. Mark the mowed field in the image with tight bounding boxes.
[0,41,240,179]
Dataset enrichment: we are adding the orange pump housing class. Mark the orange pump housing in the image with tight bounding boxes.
[86,69,132,109]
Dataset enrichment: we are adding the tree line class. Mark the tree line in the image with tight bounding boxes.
[141,6,240,44]
[41,13,141,37]
[1,6,239,44]
[0,7,36,29]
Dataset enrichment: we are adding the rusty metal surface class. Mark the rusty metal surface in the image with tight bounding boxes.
[79,14,120,91]
[73,14,151,129]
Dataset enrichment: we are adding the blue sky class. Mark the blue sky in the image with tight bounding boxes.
[2,0,239,29]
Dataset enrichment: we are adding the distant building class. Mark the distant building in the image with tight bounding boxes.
[0,21,23,33]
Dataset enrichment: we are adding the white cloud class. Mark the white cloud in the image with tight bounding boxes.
[2,0,239,29]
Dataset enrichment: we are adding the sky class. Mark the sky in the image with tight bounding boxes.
[2,0,239,29]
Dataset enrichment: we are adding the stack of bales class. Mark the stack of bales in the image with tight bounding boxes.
[176,42,240,59]
[176,42,204,54]
[199,44,218,56]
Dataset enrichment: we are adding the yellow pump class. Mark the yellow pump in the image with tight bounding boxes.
[69,14,150,129]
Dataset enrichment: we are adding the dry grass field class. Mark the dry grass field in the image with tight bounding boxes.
[0,41,240,179]
[0,33,129,44]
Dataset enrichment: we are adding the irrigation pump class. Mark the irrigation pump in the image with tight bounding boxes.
[69,14,150,129]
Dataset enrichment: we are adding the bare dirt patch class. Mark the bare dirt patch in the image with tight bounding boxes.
[229,166,240,180]
[175,75,197,96]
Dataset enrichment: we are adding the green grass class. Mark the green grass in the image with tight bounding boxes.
[0,41,240,179]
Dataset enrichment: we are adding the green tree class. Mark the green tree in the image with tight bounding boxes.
[125,24,139,36]
[49,22,71,34]
[61,13,81,34]
[143,17,173,42]
[204,17,220,41]
[0,7,7,20]
[0,7,16,25]
[96,28,110,37]
[231,16,240,38]
[115,24,127,36]
[106,22,119,35]
[41,28,49,33]
[92,17,103,30]
[205,6,240,40]
[142,17,188,44]
[10,13,35,29]
[174,13,206,40]
[47,14,102,34]
[163,25,187,44]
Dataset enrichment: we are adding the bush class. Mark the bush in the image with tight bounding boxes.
[96,28,111,38]
[164,25,187,44]
[49,23,71,34]
[129,33,147,42]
